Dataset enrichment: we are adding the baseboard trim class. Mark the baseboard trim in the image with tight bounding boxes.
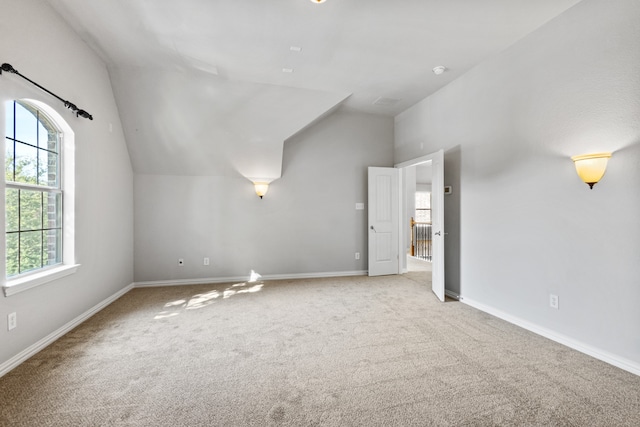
[134,276,255,288]
[0,283,134,378]
[262,270,368,281]
[460,296,640,377]
[134,270,369,288]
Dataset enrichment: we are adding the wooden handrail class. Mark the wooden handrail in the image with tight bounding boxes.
[410,217,415,256]
[411,217,431,226]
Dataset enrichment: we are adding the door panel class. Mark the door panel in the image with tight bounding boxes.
[368,167,399,276]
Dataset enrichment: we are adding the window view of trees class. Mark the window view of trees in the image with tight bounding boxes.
[5,101,62,277]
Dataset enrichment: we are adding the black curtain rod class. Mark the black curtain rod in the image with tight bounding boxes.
[1,63,93,120]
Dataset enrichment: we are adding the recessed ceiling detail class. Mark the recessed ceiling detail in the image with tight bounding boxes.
[373,97,401,107]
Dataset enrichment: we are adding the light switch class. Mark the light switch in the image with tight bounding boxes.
[355,203,365,210]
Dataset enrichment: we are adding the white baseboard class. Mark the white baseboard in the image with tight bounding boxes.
[460,296,640,377]
[134,270,368,288]
[0,283,134,378]
[134,276,253,288]
[262,270,368,281]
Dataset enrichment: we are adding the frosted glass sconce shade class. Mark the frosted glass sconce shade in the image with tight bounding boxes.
[254,182,269,199]
[571,152,612,189]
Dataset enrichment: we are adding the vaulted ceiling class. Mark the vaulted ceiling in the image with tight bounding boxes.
[45,0,581,181]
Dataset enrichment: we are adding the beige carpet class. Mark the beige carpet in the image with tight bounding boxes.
[407,255,432,272]
[1,274,639,426]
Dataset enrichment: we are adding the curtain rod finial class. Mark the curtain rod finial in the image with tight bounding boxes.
[1,63,17,74]
[77,109,93,120]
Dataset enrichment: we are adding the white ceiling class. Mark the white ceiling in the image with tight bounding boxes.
[45,0,581,180]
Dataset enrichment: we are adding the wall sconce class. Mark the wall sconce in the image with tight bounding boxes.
[571,152,612,189]
[253,182,269,199]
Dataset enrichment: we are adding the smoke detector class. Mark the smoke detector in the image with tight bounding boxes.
[432,66,446,75]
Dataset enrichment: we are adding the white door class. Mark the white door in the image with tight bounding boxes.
[430,151,445,301]
[368,167,399,276]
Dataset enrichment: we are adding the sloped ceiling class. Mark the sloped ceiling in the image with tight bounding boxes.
[45,0,582,180]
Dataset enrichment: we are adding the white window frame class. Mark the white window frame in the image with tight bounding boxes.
[2,99,78,297]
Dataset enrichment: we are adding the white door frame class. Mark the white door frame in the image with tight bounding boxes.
[395,150,445,300]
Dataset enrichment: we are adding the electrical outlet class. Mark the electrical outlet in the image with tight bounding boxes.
[355,252,360,260]
[203,257,210,266]
[8,312,17,331]
[178,258,184,266]
[549,294,559,309]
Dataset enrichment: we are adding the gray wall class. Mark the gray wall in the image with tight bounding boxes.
[395,0,640,368]
[134,110,393,282]
[0,0,134,366]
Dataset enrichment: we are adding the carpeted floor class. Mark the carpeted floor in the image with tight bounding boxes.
[406,255,432,272]
[1,273,639,426]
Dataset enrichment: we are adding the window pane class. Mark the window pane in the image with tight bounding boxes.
[14,142,38,184]
[6,233,19,277]
[42,192,62,230]
[416,209,431,223]
[4,101,14,138]
[5,138,15,182]
[20,189,42,231]
[38,121,47,149]
[19,230,42,273]
[38,123,58,153]
[14,102,38,145]
[43,229,62,266]
[38,150,59,187]
[5,188,19,232]
[48,131,59,153]
[415,192,431,209]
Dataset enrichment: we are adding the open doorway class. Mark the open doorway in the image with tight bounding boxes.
[404,163,433,276]
[395,150,445,301]
[367,150,444,300]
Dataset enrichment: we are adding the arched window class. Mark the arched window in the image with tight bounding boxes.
[4,99,76,294]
